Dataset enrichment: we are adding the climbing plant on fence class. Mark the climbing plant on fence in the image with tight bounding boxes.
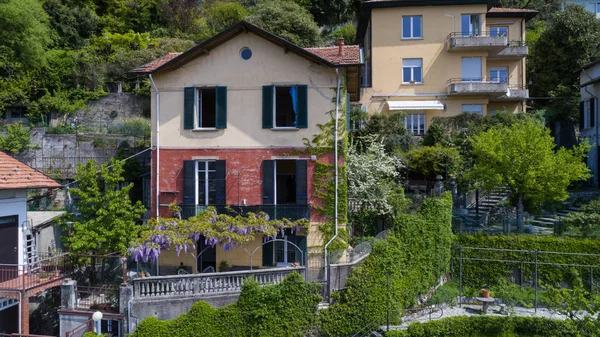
[454,234,600,289]
[319,193,453,336]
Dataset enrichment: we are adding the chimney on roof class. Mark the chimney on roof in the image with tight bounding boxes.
[338,37,345,57]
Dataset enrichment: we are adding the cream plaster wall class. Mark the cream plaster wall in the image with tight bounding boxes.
[151,32,339,149]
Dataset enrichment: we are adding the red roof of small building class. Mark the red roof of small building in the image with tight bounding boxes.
[304,45,361,65]
[130,52,183,74]
[0,151,61,190]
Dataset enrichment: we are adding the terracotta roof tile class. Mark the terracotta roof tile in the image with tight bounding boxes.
[130,52,183,73]
[304,45,361,65]
[488,7,538,13]
[0,152,61,190]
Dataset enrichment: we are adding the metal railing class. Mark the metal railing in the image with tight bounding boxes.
[179,204,310,221]
[65,319,94,337]
[0,253,70,291]
[447,77,511,85]
[76,285,120,312]
[447,31,508,39]
[508,40,527,47]
[0,334,57,337]
[132,267,305,299]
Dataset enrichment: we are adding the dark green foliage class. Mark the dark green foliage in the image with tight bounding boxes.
[0,122,31,154]
[562,199,600,237]
[43,0,99,49]
[386,316,599,337]
[320,193,453,336]
[131,272,322,337]
[404,145,462,183]
[455,234,600,289]
[351,112,416,154]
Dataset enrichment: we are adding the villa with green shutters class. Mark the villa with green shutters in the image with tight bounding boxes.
[131,21,361,274]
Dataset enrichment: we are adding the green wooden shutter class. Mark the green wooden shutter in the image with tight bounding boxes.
[215,160,226,205]
[262,85,274,129]
[295,235,307,266]
[216,86,227,129]
[591,99,596,128]
[297,85,308,128]
[346,93,351,132]
[184,87,195,130]
[296,160,307,205]
[262,240,274,267]
[262,160,275,204]
[183,160,196,219]
[580,101,585,128]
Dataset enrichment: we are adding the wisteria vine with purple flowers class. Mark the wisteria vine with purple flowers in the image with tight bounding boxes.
[128,206,310,262]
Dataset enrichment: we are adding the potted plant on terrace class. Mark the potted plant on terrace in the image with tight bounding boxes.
[481,285,490,298]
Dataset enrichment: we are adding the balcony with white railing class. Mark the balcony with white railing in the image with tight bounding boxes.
[447,78,508,96]
[447,32,508,51]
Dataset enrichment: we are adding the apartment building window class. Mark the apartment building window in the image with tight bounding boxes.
[461,14,482,36]
[402,16,422,39]
[596,3,600,19]
[182,160,226,208]
[462,104,483,115]
[183,86,227,130]
[197,161,217,206]
[402,59,423,84]
[361,60,372,87]
[582,99,595,129]
[490,27,508,37]
[405,113,426,135]
[490,66,508,83]
[262,85,308,129]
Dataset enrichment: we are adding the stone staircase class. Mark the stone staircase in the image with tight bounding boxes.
[464,187,512,223]
[527,205,581,228]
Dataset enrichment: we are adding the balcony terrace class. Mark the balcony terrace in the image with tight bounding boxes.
[0,253,70,294]
[447,78,508,96]
[447,32,507,52]
[489,41,529,59]
[489,84,529,101]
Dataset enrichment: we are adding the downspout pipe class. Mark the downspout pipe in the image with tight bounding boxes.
[148,74,160,221]
[324,68,341,282]
[582,68,599,185]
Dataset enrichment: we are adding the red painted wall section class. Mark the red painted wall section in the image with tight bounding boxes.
[150,149,335,222]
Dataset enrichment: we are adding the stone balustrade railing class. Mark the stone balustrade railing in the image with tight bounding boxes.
[132,267,305,299]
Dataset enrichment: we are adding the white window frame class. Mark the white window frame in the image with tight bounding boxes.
[405,113,426,135]
[596,3,600,19]
[195,88,217,130]
[273,85,298,129]
[462,104,484,115]
[584,100,592,129]
[490,26,508,38]
[402,16,423,39]
[402,59,423,84]
[489,66,509,83]
[195,160,216,206]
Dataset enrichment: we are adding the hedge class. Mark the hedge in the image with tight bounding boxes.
[130,272,321,337]
[385,316,600,337]
[454,234,600,288]
[320,193,453,336]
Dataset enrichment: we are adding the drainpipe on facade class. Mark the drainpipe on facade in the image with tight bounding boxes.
[149,74,160,275]
[582,68,599,185]
[324,68,341,282]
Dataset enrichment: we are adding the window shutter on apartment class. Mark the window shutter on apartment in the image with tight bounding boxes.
[183,160,196,205]
[262,240,274,267]
[295,160,308,205]
[591,99,596,128]
[262,160,275,204]
[216,86,227,129]
[580,101,585,128]
[296,85,308,128]
[262,85,274,129]
[184,87,195,130]
[294,235,307,266]
[215,160,226,205]
[346,93,351,132]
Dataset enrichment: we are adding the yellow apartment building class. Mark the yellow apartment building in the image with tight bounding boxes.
[357,0,537,134]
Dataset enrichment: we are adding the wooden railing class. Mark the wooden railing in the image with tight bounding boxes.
[132,267,305,299]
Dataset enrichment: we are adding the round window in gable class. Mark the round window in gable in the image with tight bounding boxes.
[240,47,252,60]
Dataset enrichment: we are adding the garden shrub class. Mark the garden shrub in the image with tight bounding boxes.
[455,233,600,289]
[320,193,453,336]
[108,117,150,137]
[386,316,599,337]
[131,272,321,337]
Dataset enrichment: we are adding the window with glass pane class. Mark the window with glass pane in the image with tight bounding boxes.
[584,100,591,129]
[405,113,425,135]
[490,66,508,83]
[490,27,508,37]
[461,14,481,36]
[402,59,423,84]
[462,104,483,115]
[197,161,216,205]
[402,16,422,39]
[597,3,600,19]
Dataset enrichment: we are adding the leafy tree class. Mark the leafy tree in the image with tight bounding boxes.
[530,5,600,124]
[43,0,99,49]
[351,112,415,154]
[0,0,52,69]
[404,145,462,184]
[159,0,203,38]
[65,158,146,255]
[422,123,452,147]
[251,0,322,47]
[329,22,357,45]
[545,277,600,320]
[470,119,590,232]
[0,123,31,155]
[294,0,356,27]
[201,0,248,39]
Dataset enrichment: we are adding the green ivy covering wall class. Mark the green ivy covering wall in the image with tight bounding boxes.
[130,272,321,337]
[319,193,453,336]
[386,316,599,337]
[455,234,600,288]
